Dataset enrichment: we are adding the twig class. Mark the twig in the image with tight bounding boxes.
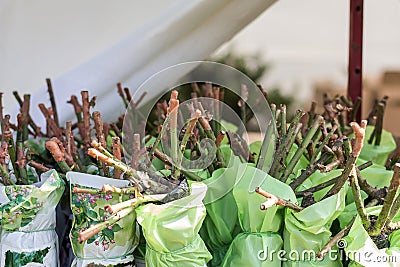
[28,161,51,173]
[112,137,122,179]
[78,206,135,243]
[323,120,367,199]
[81,91,91,151]
[289,152,333,190]
[104,194,166,214]
[255,186,303,212]
[318,216,356,259]
[295,161,372,197]
[280,116,323,183]
[269,110,303,178]
[350,165,370,228]
[46,78,59,127]
[372,163,400,235]
[131,133,141,170]
[45,139,71,173]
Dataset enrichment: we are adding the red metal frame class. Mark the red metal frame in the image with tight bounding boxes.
[347,0,364,122]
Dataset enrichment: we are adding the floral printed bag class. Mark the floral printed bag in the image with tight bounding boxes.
[0,169,65,267]
[68,172,139,267]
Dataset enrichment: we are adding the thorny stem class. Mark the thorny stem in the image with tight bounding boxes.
[88,148,142,184]
[12,91,43,136]
[280,116,324,183]
[28,161,50,173]
[131,133,141,170]
[38,104,62,139]
[295,162,372,197]
[104,194,166,214]
[350,165,370,229]
[16,114,28,184]
[78,206,135,243]
[168,91,179,177]
[178,110,201,172]
[152,148,202,181]
[45,139,71,173]
[323,120,367,200]
[81,91,91,151]
[269,110,303,178]
[257,120,274,172]
[112,137,122,179]
[256,187,303,212]
[374,103,385,146]
[93,111,108,176]
[289,152,333,190]
[117,83,129,108]
[372,163,400,235]
[350,97,362,122]
[198,115,225,168]
[280,104,287,135]
[310,125,338,163]
[318,216,356,259]
[46,78,59,127]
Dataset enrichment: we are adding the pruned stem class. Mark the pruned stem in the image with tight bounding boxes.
[318,216,356,259]
[255,186,303,212]
[323,120,367,199]
[350,165,370,229]
[280,116,324,183]
[45,139,71,173]
[81,91,91,151]
[104,194,166,214]
[46,78,59,127]
[290,152,333,190]
[112,137,122,179]
[88,148,140,183]
[371,163,400,235]
[78,206,135,243]
[28,161,50,173]
[269,110,303,178]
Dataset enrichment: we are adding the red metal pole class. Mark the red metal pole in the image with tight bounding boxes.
[347,0,364,122]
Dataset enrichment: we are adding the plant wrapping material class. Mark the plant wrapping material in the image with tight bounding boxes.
[342,206,400,267]
[68,172,139,267]
[283,175,348,267]
[136,182,212,267]
[0,170,65,267]
[221,164,297,267]
[199,149,242,267]
[360,125,397,166]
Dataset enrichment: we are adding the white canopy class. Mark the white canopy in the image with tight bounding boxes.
[0,0,277,123]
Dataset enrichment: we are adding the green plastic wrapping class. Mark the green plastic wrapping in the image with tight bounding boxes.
[199,155,242,266]
[68,172,139,267]
[136,182,212,267]
[283,171,348,267]
[0,169,65,267]
[343,206,400,267]
[358,126,396,166]
[221,164,297,267]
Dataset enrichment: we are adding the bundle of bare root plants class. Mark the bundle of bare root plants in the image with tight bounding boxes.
[1,78,399,266]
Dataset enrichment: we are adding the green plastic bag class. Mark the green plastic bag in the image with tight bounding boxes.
[283,172,348,267]
[221,164,297,267]
[0,169,65,267]
[136,182,212,267]
[68,172,139,267]
[343,206,400,267]
[199,154,243,267]
[358,126,396,166]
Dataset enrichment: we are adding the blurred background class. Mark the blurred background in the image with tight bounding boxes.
[1,0,400,133]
